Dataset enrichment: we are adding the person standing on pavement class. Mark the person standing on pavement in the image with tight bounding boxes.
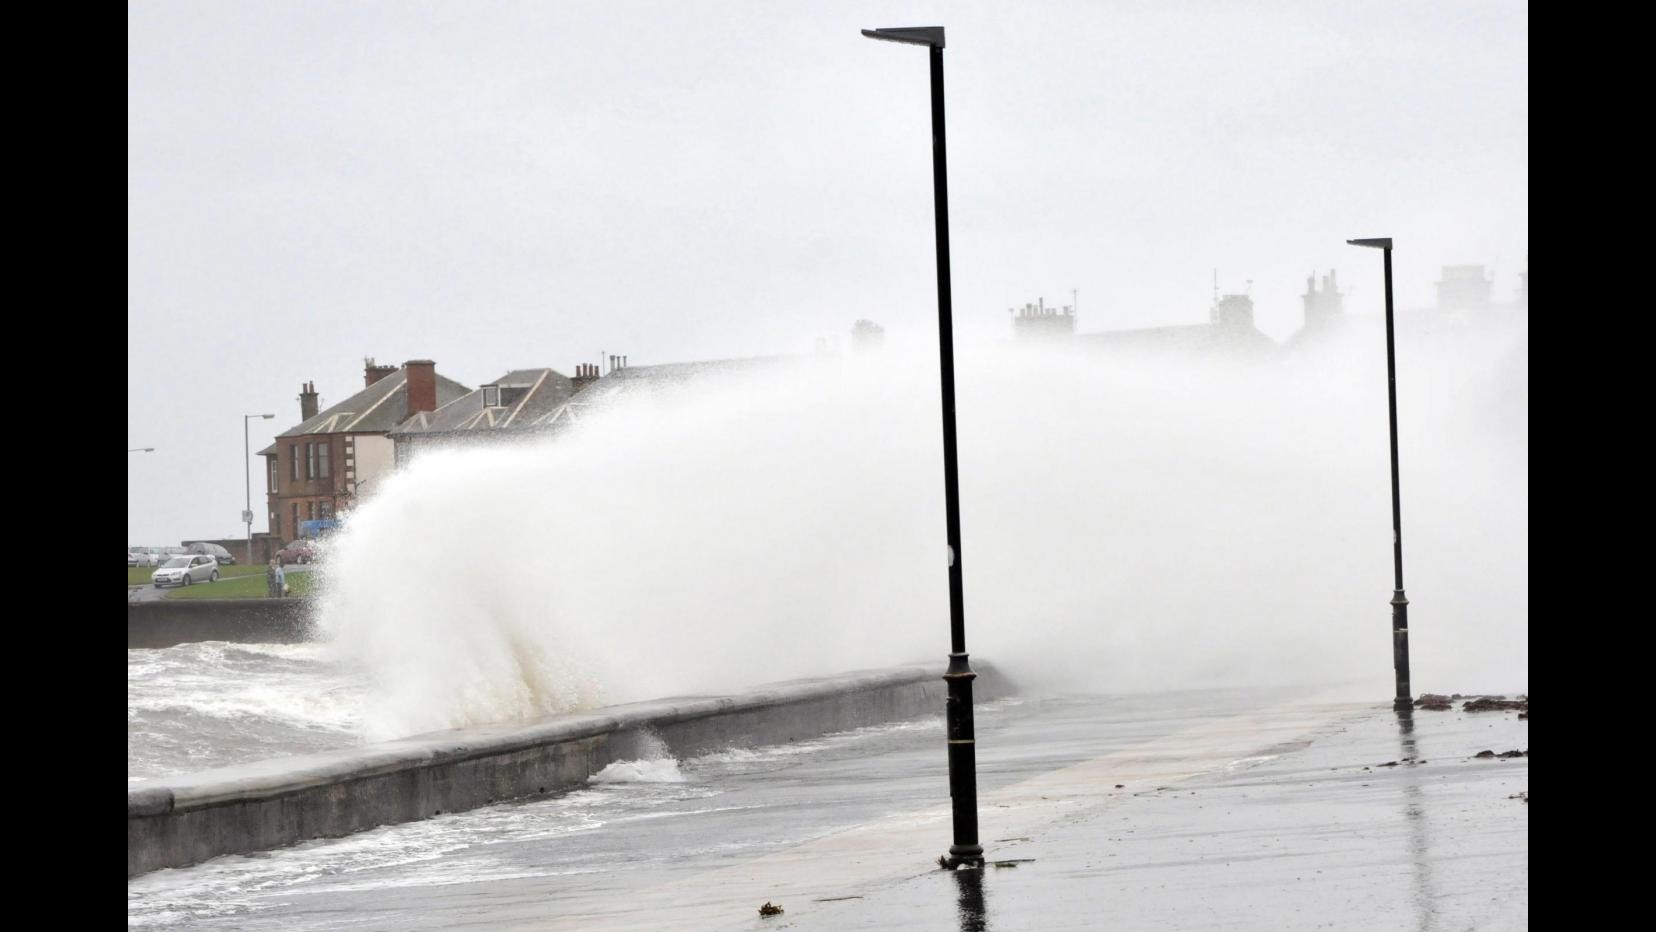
[267,558,283,598]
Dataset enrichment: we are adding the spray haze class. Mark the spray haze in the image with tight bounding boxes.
[317,314,1528,741]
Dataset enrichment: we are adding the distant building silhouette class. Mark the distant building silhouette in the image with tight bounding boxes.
[1302,270,1344,328]
[1210,292,1256,330]
[1436,265,1493,311]
[851,319,886,351]
[1010,297,1076,341]
[1066,280,1277,357]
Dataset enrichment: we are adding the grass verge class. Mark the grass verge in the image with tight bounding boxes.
[162,571,315,600]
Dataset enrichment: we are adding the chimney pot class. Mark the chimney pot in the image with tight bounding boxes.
[365,358,398,387]
[571,361,601,392]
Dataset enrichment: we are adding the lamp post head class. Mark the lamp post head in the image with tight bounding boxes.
[861,26,945,48]
[1347,237,1393,250]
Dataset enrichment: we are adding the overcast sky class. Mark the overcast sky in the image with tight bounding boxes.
[128,0,1528,545]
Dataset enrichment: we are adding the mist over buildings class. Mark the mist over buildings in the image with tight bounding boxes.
[316,298,1527,739]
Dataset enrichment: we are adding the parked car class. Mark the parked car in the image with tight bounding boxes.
[128,548,140,566]
[277,540,317,565]
[185,541,236,565]
[152,555,220,587]
[129,547,162,567]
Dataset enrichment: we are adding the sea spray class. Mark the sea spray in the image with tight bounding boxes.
[315,312,1528,741]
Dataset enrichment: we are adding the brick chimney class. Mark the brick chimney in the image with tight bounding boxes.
[404,360,437,419]
[571,362,600,393]
[299,381,319,420]
[365,357,397,387]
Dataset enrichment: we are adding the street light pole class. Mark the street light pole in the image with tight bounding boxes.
[245,414,275,565]
[127,447,155,453]
[861,25,982,867]
[1347,237,1411,711]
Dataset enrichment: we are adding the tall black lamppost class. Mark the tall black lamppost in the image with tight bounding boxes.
[861,25,982,867]
[1347,237,1411,712]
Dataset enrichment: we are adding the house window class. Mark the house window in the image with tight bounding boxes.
[271,511,280,539]
[483,384,500,407]
[317,441,330,479]
[319,500,332,519]
[268,458,278,493]
[290,444,300,480]
[307,501,316,521]
[306,443,317,480]
[291,503,300,537]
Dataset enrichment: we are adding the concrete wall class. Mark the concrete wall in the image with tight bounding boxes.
[128,664,1009,877]
[128,599,312,650]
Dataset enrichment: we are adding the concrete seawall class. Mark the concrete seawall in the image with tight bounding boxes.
[128,599,313,649]
[128,664,1009,877]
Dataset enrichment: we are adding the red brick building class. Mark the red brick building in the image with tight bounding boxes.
[260,359,469,543]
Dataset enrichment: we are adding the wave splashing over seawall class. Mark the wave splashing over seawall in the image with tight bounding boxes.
[316,318,1528,741]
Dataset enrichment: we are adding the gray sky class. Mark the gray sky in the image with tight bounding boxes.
[128,0,1528,545]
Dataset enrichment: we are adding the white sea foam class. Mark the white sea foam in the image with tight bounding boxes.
[311,317,1527,741]
[589,758,687,784]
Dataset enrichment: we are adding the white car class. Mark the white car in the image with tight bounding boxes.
[152,555,220,587]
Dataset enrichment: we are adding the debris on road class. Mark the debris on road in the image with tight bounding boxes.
[1463,696,1527,713]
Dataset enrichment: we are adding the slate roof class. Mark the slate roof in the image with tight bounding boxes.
[525,356,794,433]
[259,365,471,454]
[391,368,576,438]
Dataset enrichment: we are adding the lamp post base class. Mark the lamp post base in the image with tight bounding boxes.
[1391,588,1411,711]
[943,651,982,866]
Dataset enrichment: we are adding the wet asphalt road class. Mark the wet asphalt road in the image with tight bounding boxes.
[127,686,1526,930]
[793,702,1528,931]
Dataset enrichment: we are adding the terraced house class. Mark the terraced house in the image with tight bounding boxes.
[389,365,597,463]
[261,358,469,542]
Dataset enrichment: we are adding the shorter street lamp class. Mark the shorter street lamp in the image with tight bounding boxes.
[245,414,275,565]
[1346,236,1412,712]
